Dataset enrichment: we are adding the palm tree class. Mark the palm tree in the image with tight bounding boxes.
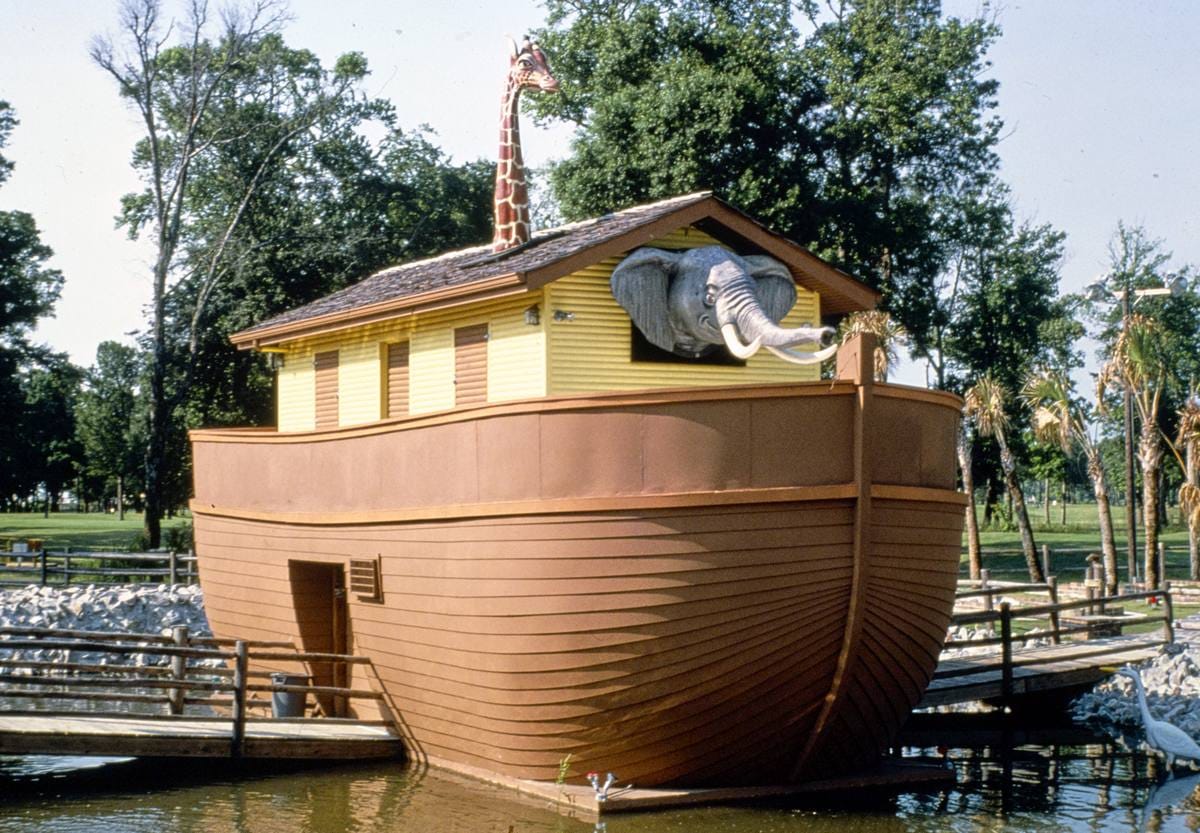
[1179,397,1200,580]
[1022,369,1118,593]
[837,311,906,382]
[1099,314,1171,587]
[958,410,983,580]
[966,373,1043,582]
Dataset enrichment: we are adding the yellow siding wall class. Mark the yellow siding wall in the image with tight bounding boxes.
[546,227,821,395]
[274,294,547,430]
[272,224,821,430]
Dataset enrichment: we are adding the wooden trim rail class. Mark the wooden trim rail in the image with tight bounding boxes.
[0,549,199,587]
[0,626,391,756]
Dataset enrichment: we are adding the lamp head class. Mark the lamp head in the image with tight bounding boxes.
[1169,274,1188,297]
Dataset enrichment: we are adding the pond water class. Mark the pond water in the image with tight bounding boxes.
[1,719,1198,833]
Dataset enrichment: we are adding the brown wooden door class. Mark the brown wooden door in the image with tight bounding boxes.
[384,341,409,418]
[314,350,339,429]
[454,324,488,407]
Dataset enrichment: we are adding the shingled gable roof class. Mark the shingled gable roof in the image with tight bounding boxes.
[231,191,879,348]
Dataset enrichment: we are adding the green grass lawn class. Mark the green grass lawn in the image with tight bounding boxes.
[0,511,191,551]
[966,500,1196,583]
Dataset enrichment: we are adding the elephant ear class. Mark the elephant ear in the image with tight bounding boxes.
[611,247,682,352]
[743,255,798,323]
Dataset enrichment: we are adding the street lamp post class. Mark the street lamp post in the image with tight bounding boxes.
[1120,286,1138,586]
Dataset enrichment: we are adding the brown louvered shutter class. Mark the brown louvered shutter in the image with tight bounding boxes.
[384,341,409,418]
[454,324,488,407]
[314,350,339,429]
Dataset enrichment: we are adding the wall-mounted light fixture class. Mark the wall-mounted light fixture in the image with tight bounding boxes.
[259,348,286,370]
[553,309,576,322]
[524,304,541,325]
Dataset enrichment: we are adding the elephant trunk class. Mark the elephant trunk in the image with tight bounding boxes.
[716,287,837,366]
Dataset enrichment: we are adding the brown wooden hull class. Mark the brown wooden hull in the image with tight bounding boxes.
[190,359,964,787]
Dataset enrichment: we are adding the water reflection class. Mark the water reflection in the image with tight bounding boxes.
[1,717,1199,833]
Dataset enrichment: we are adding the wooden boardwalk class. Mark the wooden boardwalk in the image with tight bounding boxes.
[919,633,1164,708]
[0,714,401,759]
[918,582,1175,708]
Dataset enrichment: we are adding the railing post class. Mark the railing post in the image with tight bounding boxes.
[169,625,189,715]
[231,640,248,758]
[1047,576,1061,645]
[1163,584,1175,644]
[981,568,992,611]
[38,550,47,586]
[63,553,71,586]
[1000,602,1013,702]
[1041,544,1052,582]
[169,550,178,586]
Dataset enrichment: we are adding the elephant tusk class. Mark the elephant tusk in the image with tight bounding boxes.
[721,324,762,359]
[766,343,838,366]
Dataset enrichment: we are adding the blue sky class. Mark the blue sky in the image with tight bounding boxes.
[0,0,1196,386]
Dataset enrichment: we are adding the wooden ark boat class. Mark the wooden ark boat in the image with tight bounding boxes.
[189,193,965,788]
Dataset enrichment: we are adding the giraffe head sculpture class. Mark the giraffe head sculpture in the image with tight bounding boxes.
[493,37,559,252]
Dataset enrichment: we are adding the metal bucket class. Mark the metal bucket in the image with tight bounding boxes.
[270,673,308,718]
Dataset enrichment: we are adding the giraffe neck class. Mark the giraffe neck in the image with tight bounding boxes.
[493,78,530,252]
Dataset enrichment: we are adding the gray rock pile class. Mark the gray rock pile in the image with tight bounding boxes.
[1073,645,1200,740]
[0,584,213,669]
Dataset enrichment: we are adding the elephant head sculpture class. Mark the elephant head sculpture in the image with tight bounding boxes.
[610,245,837,364]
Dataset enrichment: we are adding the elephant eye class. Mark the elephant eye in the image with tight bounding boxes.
[703,287,716,306]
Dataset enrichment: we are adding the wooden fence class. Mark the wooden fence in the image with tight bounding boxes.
[0,625,388,757]
[0,550,197,587]
[968,542,1189,584]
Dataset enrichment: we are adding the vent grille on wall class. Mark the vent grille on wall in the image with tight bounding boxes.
[349,557,382,602]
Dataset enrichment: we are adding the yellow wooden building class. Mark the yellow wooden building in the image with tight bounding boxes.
[230,192,878,432]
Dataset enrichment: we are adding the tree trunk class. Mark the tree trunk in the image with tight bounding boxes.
[1087,447,1120,594]
[1060,480,1067,526]
[958,422,981,580]
[1044,477,1050,527]
[998,431,1043,582]
[117,475,125,522]
[1189,438,1198,581]
[1139,426,1164,588]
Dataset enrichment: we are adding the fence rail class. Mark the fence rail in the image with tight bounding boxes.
[0,625,390,757]
[0,549,197,586]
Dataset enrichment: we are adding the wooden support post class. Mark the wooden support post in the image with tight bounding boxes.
[1163,584,1175,644]
[981,568,992,611]
[169,551,178,586]
[1041,544,1052,583]
[1000,602,1013,702]
[1047,576,1061,645]
[168,625,188,715]
[63,554,71,586]
[38,550,47,586]
[231,640,248,758]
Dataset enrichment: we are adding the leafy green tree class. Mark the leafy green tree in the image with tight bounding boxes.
[20,355,84,515]
[76,342,142,519]
[92,0,387,546]
[0,101,66,507]
[530,0,1002,359]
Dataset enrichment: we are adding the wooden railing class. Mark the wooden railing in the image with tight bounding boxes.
[938,587,1175,701]
[0,550,198,587]
[0,625,388,757]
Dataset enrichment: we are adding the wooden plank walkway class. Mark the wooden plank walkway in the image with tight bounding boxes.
[0,714,402,759]
[920,633,1164,708]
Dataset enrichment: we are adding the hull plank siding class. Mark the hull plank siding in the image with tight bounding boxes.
[191,375,965,787]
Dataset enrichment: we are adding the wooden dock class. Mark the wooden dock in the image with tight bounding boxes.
[919,584,1174,708]
[0,626,403,761]
[0,714,399,759]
